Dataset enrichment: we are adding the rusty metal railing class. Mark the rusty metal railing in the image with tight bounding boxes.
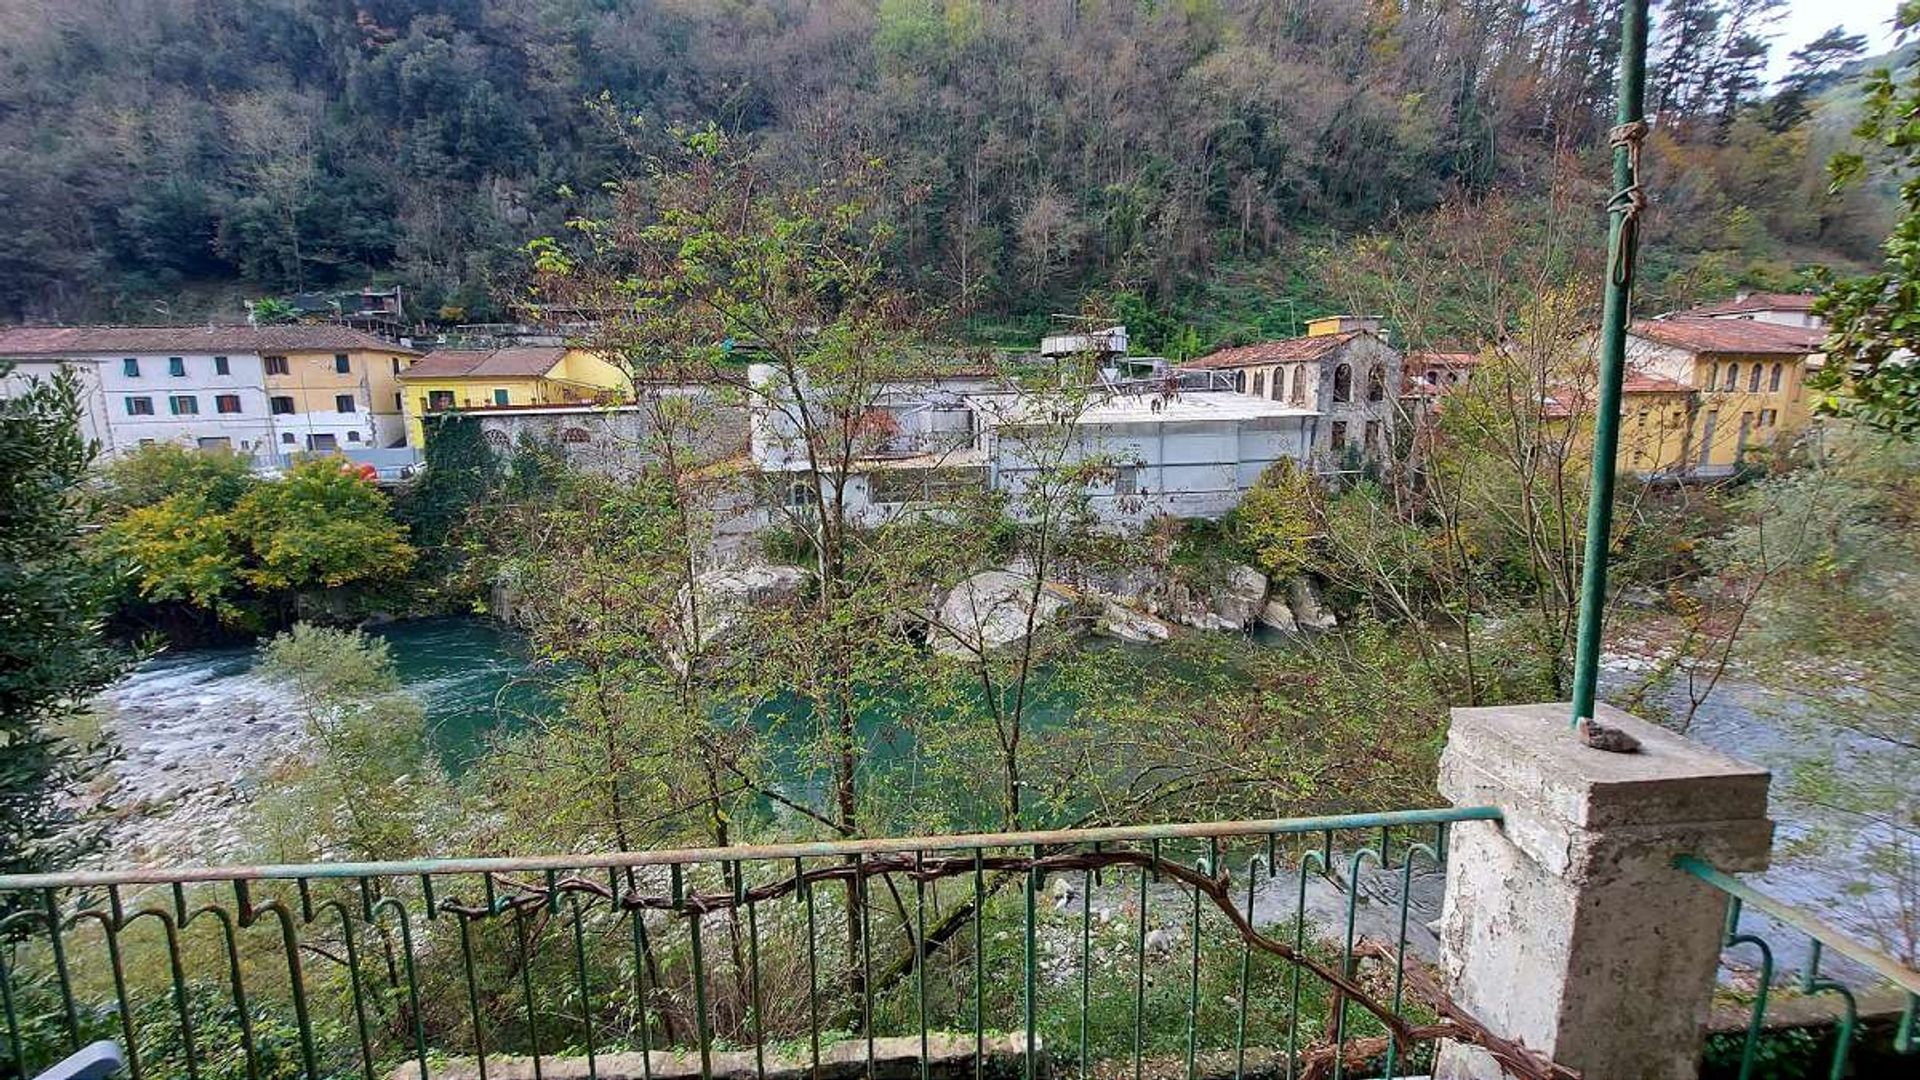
[0,809,1502,1080]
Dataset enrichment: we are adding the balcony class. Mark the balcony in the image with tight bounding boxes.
[1,707,1915,1080]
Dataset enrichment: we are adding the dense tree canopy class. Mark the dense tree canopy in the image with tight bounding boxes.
[0,0,1896,337]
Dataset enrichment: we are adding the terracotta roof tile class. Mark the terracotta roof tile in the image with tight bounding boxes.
[398,346,570,379]
[0,324,418,357]
[1685,292,1817,316]
[1183,331,1362,370]
[1629,316,1820,355]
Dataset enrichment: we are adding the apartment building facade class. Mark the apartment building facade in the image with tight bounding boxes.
[0,325,419,458]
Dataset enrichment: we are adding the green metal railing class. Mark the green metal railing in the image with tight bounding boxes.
[1677,855,1920,1079]
[0,809,1502,1080]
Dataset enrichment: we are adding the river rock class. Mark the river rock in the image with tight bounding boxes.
[1096,600,1173,644]
[932,570,1072,656]
[1286,576,1337,631]
[1210,564,1269,628]
[680,564,808,646]
[1258,596,1299,634]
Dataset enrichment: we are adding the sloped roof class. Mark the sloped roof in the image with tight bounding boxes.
[0,324,418,357]
[1182,331,1364,370]
[398,347,569,379]
[1629,316,1821,355]
[1686,292,1817,317]
[1623,371,1693,394]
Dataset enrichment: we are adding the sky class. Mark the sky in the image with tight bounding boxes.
[1766,0,1904,81]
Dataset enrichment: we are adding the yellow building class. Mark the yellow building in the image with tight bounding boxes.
[253,326,421,451]
[1625,317,1821,473]
[1615,371,1696,474]
[397,346,630,447]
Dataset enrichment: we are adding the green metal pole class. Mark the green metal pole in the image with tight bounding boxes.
[1571,0,1651,726]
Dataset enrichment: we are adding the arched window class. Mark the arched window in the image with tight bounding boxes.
[1271,369,1284,401]
[561,427,591,444]
[1292,365,1307,405]
[1723,363,1739,391]
[1769,362,1783,392]
[1234,370,1247,393]
[1748,364,1762,392]
[1252,371,1266,397]
[1366,364,1385,402]
[483,429,509,449]
[1332,363,1353,403]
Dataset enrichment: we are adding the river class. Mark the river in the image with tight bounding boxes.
[87,618,1907,974]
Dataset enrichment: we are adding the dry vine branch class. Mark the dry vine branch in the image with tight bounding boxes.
[449,850,1576,1078]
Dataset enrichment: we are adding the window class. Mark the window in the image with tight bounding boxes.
[1330,420,1348,450]
[214,355,230,376]
[335,394,357,413]
[492,388,511,406]
[1748,364,1762,392]
[215,394,242,414]
[122,358,139,377]
[1115,464,1139,497]
[281,432,296,445]
[139,439,155,447]
[428,390,455,411]
[1364,419,1381,449]
[1332,363,1353,403]
[308,433,338,452]
[270,396,295,415]
[1252,371,1266,397]
[347,431,361,442]
[334,354,351,374]
[1425,370,1439,385]
[394,392,403,412]
[168,394,198,415]
[561,427,591,444]
[1291,365,1307,405]
[1271,370,1284,401]
[125,396,154,415]
[1234,371,1247,393]
[1769,363,1783,392]
[196,437,231,451]
[1723,363,1738,391]
[1636,409,1649,427]
[265,356,289,376]
[391,358,402,375]
[1365,364,1385,402]
[1761,408,1778,428]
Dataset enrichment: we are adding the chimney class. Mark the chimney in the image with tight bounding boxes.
[1306,315,1383,338]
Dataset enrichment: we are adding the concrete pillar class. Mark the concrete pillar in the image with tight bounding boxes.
[1435,702,1774,1080]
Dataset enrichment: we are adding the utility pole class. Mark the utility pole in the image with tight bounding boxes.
[1570,0,1651,726]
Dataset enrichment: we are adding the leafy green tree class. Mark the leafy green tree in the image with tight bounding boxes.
[1816,5,1920,439]
[1231,459,1319,580]
[97,442,254,513]
[231,458,416,596]
[0,366,124,878]
[251,624,453,862]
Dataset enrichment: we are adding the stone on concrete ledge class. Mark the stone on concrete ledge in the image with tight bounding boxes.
[1434,702,1774,1080]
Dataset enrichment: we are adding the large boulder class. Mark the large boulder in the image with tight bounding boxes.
[1286,576,1338,632]
[1258,596,1299,635]
[681,565,808,647]
[932,570,1072,657]
[1096,600,1174,644]
[1210,563,1270,629]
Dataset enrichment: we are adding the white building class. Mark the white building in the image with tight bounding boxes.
[0,325,417,461]
[1684,292,1823,330]
[746,356,1317,526]
[979,389,1318,524]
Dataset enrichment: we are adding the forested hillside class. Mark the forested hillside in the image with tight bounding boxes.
[0,0,1899,344]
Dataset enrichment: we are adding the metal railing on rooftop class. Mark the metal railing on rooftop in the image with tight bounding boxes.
[1678,855,1920,1079]
[0,809,1512,1080]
